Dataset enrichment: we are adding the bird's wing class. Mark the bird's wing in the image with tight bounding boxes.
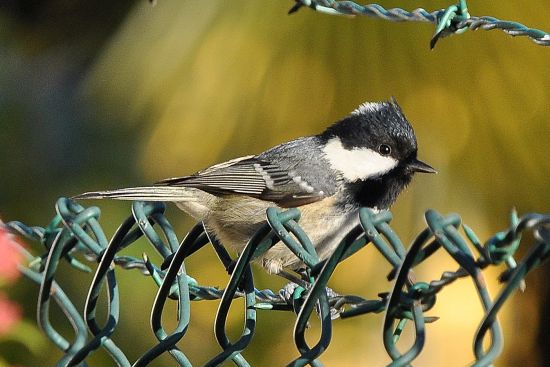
[156,155,331,207]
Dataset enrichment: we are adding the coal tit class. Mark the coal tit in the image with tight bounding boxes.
[76,99,435,273]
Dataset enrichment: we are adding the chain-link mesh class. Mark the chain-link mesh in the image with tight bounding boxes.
[289,0,550,48]
[3,198,549,366]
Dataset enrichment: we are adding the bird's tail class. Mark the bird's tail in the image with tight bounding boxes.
[73,186,195,202]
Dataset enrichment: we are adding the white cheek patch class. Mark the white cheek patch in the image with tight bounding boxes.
[322,138,398,181]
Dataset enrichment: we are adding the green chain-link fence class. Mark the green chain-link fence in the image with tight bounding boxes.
[3,198,549,366]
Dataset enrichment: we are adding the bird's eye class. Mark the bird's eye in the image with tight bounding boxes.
[378,144,391,156]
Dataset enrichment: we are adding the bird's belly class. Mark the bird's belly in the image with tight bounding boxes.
[203,196,274,252]
[204,195,358,273]
[283,197,359,269]
[298,208,359,261]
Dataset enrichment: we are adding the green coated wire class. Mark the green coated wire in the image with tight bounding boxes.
[289,0,550,47]
[3,198,549,366]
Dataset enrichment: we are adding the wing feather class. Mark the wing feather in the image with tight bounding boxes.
[155,156,328,207]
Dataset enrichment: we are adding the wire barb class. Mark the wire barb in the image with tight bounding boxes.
[289,0,550,47]
[5,198,550,366]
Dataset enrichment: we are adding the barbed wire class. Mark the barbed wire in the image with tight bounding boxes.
[289,0,550,48]
[4,198,549,366]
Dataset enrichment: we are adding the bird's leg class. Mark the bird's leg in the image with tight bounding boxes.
[277,269,309,287]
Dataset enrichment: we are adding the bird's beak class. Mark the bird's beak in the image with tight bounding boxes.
[407,158,437,174]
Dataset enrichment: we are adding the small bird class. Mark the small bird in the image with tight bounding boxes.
[76,99,435,273]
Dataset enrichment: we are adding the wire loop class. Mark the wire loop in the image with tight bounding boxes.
[4,198,549,366]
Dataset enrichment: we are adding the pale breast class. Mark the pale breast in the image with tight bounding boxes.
[204,195,275,252]
[203,193,358,273]
[288,195,359,266]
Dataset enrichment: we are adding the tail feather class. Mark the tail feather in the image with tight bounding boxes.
[73,186,194,202]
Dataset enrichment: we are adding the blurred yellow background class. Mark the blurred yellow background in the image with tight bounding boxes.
[0,0,549,366]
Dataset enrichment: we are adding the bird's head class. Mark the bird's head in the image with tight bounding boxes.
[319,98,436,184]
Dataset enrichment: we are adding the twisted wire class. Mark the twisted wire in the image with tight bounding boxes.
[290,0,550,47]
[3,198,548,366]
